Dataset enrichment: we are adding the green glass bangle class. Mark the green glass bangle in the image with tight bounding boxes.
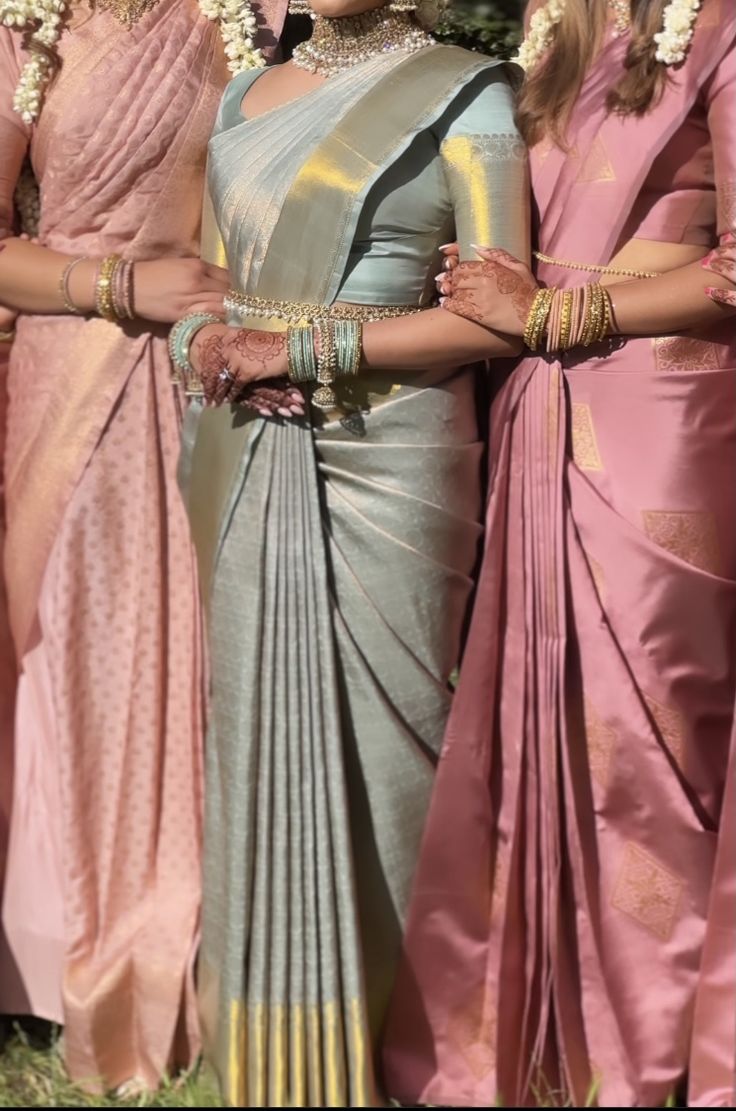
[168,312,222,388]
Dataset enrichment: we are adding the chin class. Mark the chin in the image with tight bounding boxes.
[309,0,388,17]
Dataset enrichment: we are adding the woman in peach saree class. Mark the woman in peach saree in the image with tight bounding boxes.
[0,0,289,1090]
[384,0,736,1106]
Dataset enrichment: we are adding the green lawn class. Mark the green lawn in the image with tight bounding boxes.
[0,1021,221,1109]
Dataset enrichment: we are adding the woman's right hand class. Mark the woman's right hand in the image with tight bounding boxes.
[133,258,230,323]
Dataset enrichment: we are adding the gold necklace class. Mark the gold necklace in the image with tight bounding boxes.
[96,0,160,28]
[292,9,434,78]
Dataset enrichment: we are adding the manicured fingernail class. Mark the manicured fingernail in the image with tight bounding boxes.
[290,406,305,415]
[277,407,292,417]
[257,407,271,416]
[439,297,448,307]
[438,243,454,250]
[470,244,491,252]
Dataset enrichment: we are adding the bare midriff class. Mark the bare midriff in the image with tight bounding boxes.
[602,237,708,285]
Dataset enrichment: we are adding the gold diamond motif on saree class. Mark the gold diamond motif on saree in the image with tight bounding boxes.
[654,336,721,373]
[446,986,497,1080]
[583,699,617,788]
[571,402,604,471]
[644,695,686,768]
[575,137,616,183]
[587,554,607,603]
[718,178,736,233]
[642,509,721,574]
[611,843,684,940]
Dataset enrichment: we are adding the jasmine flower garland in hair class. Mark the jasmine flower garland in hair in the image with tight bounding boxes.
[198,0,266,74]
[0,0,266,125]
[513,0,566,72]
[653,0,701,64]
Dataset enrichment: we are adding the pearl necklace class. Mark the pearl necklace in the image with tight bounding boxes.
[292,9,434,78]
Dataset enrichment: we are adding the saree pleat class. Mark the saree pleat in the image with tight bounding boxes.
[190,372,483,1106]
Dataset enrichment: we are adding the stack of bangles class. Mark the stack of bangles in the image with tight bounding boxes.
[286,319,362,411]
[59,253,136,322]
[523,281,615,352]
[168,313,365,407]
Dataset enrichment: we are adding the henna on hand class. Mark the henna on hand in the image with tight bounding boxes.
[198,331,229,403]
[452,260,537,326]
[442,290,484,323]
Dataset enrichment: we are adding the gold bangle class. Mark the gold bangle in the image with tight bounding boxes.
[95,254,122,322]
[523,287,555,350]
[559,289,574,350]
[0,329,15,344]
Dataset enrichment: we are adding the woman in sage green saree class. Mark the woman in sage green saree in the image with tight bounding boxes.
[179,0,529,1103]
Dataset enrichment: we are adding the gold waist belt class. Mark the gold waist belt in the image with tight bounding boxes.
[224,291,424,324]
[533,251,660,281]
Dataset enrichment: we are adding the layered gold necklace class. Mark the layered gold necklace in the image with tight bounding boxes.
[96,0,160,28]
[292,8,434,78]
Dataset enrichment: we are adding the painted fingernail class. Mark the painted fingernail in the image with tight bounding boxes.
[439,297,448,307]
[438,243,454,250]
[258,407,271,416]
[277,406,292,417]
[290,406,305,415]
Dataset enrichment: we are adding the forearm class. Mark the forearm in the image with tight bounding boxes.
[360,307,521,370]
[609,258,736,336]
[0,237,98,314]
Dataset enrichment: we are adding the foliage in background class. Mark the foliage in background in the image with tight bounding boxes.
[436,0,524,58]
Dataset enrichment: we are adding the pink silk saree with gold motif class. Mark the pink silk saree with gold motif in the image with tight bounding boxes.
[0,0,283,1090]
[384,5,736,1107]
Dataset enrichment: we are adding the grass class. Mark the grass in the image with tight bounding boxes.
[0,1020,222,1109]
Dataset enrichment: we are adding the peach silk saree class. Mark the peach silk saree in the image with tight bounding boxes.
[0,0,285,1090]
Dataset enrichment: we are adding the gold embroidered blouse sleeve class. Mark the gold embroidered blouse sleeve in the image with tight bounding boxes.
[438,67,531,264]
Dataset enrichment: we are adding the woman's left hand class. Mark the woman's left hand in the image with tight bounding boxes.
[192,323,303,413]
[439,247,538,337]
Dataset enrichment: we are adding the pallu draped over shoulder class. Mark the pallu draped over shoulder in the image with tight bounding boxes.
[181,43,529,1107]
[384,5,736,1108]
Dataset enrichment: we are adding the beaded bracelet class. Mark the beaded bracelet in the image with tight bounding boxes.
[168,312,223,393]
[112,259,135,321]
[59,256,88,315]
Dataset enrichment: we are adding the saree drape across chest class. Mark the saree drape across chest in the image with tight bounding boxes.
[384,5,736,1108]
[182,44,529,1107]
[0,0,283,1089]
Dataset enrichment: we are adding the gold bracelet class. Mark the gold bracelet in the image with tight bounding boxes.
[95,254,122,322]
[312,319,338,411]
[523,287,555,350]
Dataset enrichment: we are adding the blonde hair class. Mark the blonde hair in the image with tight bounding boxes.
[516,0,671,147]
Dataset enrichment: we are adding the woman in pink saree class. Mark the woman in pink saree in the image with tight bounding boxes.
[384,0,736,1105]
[0,0,289,1091]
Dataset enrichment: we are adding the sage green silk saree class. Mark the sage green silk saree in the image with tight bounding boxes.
[181,45,528,1106]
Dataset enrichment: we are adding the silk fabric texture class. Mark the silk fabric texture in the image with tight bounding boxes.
[384,4,736,1107]
[0,0,287,1091]
[181,46,529,1107]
